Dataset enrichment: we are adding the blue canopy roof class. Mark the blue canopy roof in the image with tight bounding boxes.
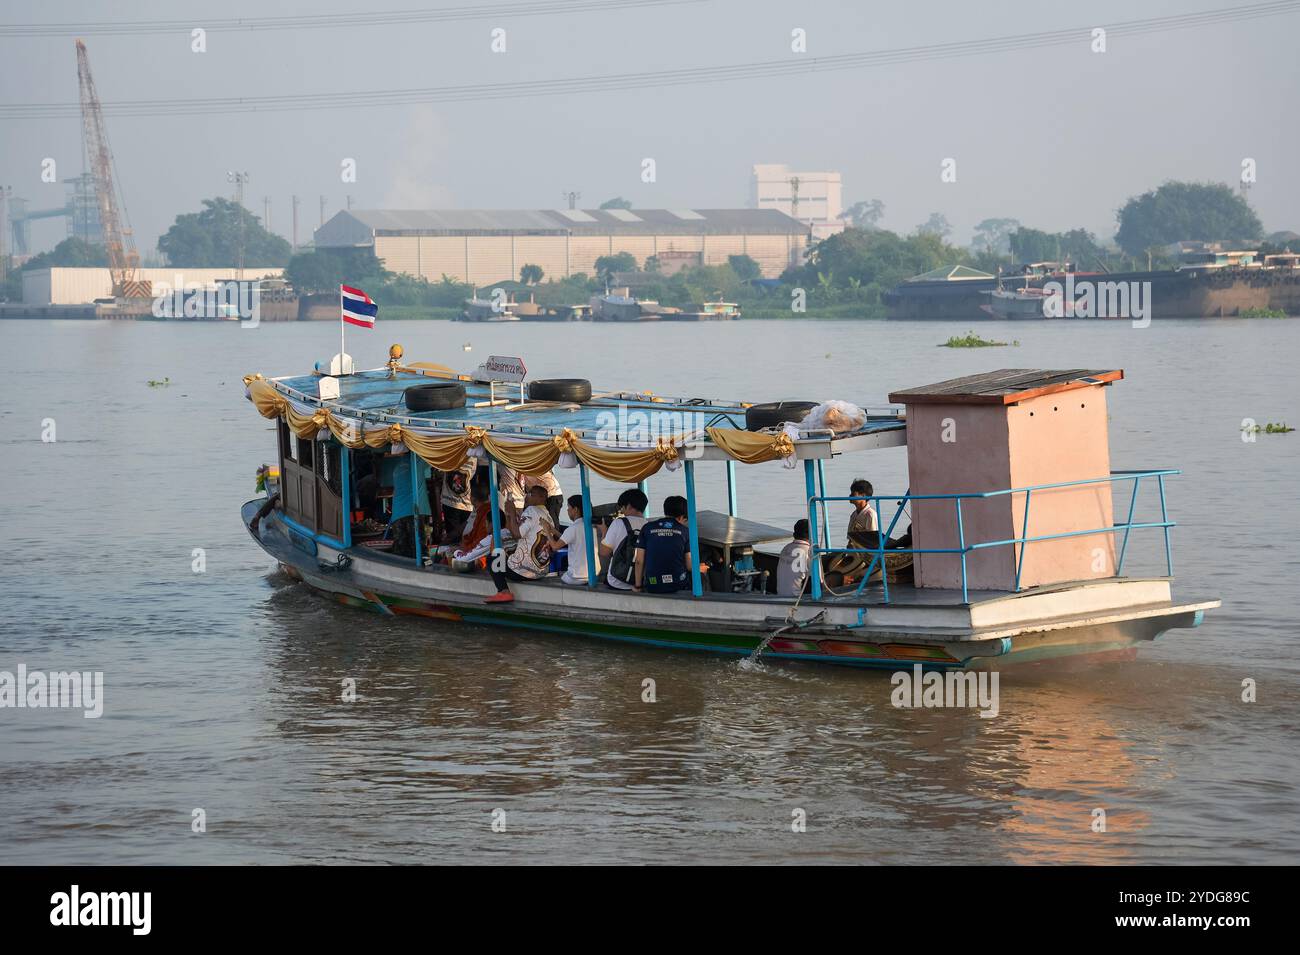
[267,368,906,449]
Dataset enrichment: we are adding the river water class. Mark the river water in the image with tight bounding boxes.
[1,317,1297,864]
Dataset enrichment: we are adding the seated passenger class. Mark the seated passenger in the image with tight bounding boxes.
[436,481,492,565]
[524,470,564,525]
[846,478,881,549]
[776,519,813,597]
[485,485,556,603]
[634,495,708,594]
[440,459,478,544]
[552,494,599,586]
[886,522,913,550]
[600,488,648,591]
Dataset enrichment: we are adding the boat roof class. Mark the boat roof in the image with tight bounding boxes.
[906,264,995,282]
[265,366,908,460]
[889,369,1123,405]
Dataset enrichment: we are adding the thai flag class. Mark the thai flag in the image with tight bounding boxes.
[341,285,378,328]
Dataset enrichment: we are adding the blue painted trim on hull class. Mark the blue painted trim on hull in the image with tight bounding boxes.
[279,512,345,550]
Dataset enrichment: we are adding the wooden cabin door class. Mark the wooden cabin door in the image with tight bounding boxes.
[315,443,343,540]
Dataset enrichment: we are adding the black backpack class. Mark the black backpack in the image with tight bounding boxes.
[608,517,640,585]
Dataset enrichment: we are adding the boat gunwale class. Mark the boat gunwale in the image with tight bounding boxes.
[249,500,1202,622]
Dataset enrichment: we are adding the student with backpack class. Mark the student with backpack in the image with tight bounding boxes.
[599,488,648,591]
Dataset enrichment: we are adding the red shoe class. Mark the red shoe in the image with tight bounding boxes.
[484,591,515,604]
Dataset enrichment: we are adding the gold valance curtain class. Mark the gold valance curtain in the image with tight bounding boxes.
[705,426,795,464]
[246,378,795,483]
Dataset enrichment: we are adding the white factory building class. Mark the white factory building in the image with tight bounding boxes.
[313,208,811,285]
[750,164,846,241]
[23,267,284,305]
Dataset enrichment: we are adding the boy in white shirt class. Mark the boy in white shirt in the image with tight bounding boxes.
[554,494,599,585]
[599,487,648,591]
[847,478,879,543]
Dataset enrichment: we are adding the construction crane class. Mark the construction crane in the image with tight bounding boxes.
[75,39,148,298]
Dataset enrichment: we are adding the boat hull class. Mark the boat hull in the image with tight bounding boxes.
[244,501,1215,672]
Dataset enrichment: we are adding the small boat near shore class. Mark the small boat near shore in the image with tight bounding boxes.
[981,285,1065,320]
[663,301,742,321]
[517,303,591,322]
[241,360,1217,671]
[590,290,660,321]
[457,292,521,322]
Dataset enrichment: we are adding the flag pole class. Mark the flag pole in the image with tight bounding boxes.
[339,283,345,374]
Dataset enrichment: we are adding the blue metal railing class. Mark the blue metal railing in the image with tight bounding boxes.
[803,469,1178,604]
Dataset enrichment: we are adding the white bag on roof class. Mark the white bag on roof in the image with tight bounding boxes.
[800,400,867,434]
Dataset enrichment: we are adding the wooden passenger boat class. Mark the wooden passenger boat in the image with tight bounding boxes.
[241,359,1217,670]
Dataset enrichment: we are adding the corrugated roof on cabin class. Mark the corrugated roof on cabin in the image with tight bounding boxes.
[888,369,1123,405]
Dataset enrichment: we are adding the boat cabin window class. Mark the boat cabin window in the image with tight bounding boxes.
[278,420,293,462]
[319,443,341,495]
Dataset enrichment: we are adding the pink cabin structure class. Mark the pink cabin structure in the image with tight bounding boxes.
[888,369,1125,593]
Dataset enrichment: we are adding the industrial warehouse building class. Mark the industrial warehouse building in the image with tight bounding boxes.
[313,208,811,285]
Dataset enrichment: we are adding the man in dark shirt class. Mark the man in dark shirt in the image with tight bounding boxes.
[633,495,707,594]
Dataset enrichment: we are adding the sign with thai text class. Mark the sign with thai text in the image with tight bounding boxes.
[474,355,527,383]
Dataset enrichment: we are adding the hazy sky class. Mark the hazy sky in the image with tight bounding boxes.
[2,0,1298,257]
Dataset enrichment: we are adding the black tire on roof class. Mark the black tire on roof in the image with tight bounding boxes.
[744,400,818,431]
[527,378,592,403]
[405,381,467,411]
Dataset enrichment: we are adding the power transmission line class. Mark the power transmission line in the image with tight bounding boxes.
[0,0,704,37]
[1,1,1295,119]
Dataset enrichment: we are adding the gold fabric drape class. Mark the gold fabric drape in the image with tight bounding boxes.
[481,434,562,476]
[572,437,679,483]
[247,379,794,482]
[705,426,795,464]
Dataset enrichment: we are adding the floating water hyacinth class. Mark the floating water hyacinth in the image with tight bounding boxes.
[939,332,1012,348]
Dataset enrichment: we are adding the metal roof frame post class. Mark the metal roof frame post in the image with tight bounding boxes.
[410,452,423,566]
[578,462,598,588]
[805,458,822,601]
[816,458,830,551]
[340,445,352,549]
[684,460,703,597]
[487,456,503,564]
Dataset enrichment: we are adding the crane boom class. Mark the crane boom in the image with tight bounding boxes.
[75,39,147,297]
